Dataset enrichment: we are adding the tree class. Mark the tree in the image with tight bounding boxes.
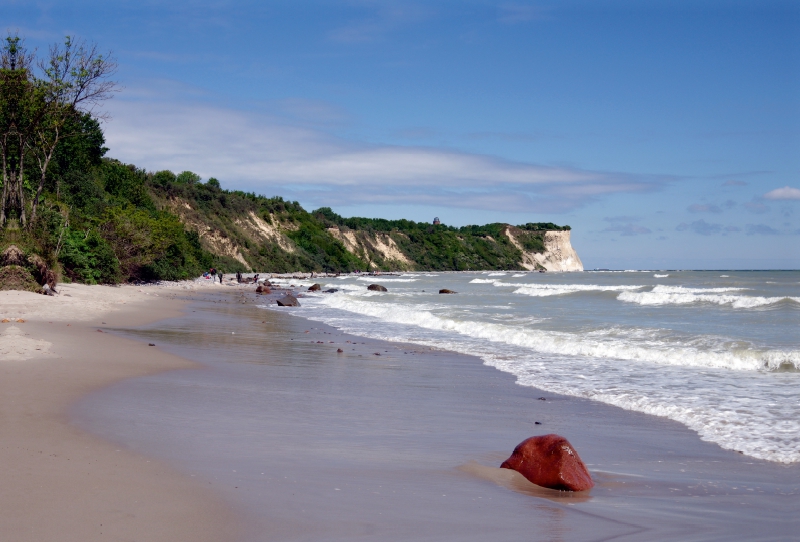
[29,36,117,224]
[0,34,117,228]
[0,36,41,226]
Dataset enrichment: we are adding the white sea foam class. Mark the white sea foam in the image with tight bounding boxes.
[470,278,645,296]
[312,296,799,372]
[356,277,418,282]
[512,274,525,277]
[618,287,798,308]
[652,285,746,294]
[487,272,507,276]
[654,274,669,278]
[278,270,800,464]
[512,283,644,297]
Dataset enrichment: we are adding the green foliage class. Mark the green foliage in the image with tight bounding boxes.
[152,170,177,187]
[59,228,120,284]
[519,222,570,231]
[176,171,201,185]
[517,232,546,253]
[98,161,153,208]
[5,101,571,282]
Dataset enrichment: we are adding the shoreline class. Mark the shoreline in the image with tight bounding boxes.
[0,285,240,542]
[72,286,799,541]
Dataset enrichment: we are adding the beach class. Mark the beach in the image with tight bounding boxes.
[0,285,239,541]
[1,278,797,540]
[61,279,798,541]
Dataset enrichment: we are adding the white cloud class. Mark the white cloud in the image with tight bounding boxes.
[102,96,664,212]
[763,186,800,200]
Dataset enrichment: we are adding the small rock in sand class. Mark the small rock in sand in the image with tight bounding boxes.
[276,295,300,307]
[439,289,457,294]
[308,284,322,291]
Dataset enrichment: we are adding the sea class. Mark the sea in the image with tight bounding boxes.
[268,270,800,464]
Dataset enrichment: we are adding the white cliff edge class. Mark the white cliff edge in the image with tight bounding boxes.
[505,229,584,272]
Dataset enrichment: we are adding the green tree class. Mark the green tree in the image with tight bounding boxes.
[0,35,116,227]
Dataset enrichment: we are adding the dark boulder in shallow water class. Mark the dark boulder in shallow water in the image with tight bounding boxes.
[276,294,300,307]
[439,289,457,294]
[500,434,593,492]
[308,283,322,291]
[367,284,388,292]
[324,288,339,293]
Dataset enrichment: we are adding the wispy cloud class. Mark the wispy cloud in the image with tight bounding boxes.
[497,3,549,24]
[103,96,667,213]
[745,224,780,236]
[688,203,722,213]
[327,4,433,43]
[676,219,723,235]
[763,186,800,200]
[602,223,652,236]
[744,199,770,214]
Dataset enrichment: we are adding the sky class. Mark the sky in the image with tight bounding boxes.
[4,0,799,269]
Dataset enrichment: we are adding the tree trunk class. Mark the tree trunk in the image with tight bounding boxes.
[30,145,55,226]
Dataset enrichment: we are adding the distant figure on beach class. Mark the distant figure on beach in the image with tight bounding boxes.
[254,274,259,283]
[236,271,242,283]
[218,269,224,283]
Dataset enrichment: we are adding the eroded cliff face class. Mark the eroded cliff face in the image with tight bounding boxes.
[156,196,583,272]
[505,229,583,272]
[327,227,413,270]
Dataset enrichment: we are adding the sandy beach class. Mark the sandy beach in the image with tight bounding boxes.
[1,281,797,540]
[0,284,239,542]
[62,284,799,541]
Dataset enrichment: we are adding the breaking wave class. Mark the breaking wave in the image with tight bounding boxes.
[311,296,799,373]
[619,285,799,308]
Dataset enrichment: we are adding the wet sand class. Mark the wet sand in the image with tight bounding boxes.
[73,287,800,541]
[0,290,239,542]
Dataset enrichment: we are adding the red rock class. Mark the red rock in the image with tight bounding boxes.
[500,434,593,491]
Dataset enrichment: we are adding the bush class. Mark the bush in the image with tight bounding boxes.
[59,229,120,284]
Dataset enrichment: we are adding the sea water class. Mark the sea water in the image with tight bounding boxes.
[267,270,800,464]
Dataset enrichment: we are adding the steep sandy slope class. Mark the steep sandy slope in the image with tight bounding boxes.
[327,227,413,270]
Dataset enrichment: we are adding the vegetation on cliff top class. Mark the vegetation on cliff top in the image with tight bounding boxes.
[0,34,571,286]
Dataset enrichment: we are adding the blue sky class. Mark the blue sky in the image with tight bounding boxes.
[5,0,799,268]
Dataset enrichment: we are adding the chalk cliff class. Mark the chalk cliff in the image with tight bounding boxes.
[505,228,584,272]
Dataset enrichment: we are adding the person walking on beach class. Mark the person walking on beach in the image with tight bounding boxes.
[218,269,224,283]
[236,271,242,283]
